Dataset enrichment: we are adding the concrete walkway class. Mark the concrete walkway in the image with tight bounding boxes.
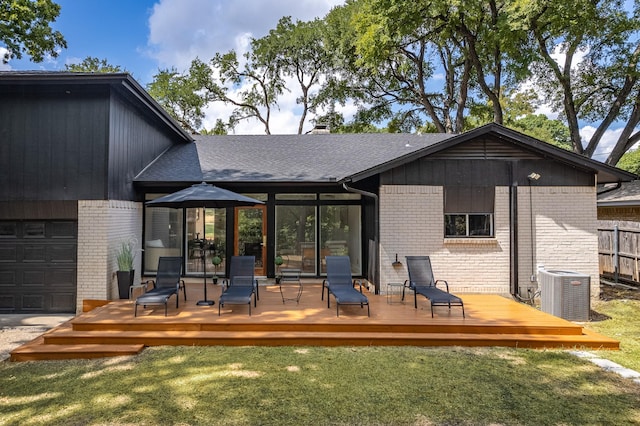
[0,314,74,361]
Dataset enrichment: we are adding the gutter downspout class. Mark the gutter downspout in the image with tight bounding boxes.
[509,162,519,297]
[343,182,380,294]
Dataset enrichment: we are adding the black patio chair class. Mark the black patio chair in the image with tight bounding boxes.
[218,256,258,316]
[403,255,465,318]
[134,256,186,316]
[323,255,369,317]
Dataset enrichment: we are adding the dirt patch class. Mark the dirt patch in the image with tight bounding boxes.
[599,283,640,301]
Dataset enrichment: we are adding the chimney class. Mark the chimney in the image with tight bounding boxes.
[310,123,330,134]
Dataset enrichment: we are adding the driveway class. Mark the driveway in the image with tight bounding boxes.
[0,314,73,361]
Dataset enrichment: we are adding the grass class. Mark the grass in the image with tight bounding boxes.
[1,345,639,425]
[585,298,640,372]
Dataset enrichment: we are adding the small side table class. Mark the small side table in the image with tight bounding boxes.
[386,282,404,304]
[129,281,152,300]
[279,268,303,304]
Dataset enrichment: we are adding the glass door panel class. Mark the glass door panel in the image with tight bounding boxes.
[235,205,267,276]
[320,205,361,275]
[275,205,316,274]
[186,208,226,275]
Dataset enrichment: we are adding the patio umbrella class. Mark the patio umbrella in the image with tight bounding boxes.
[146,182,264,306]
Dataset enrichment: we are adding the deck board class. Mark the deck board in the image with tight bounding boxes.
[10,282,619,361]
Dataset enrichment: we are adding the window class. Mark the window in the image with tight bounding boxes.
[144,194,183,273]
[320,205,361,274]
[444,187,494,238]
[275,205,316,273]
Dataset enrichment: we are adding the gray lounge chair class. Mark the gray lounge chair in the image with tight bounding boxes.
[323,256,370,317]
[218,256,258,316]
[135,256,186,316]
[403,255,465,318]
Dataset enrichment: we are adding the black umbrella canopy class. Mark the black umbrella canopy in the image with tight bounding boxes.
[146,182,264,208]
[146,182,263,306]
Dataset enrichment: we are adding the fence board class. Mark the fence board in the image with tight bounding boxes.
[598,220,640,284]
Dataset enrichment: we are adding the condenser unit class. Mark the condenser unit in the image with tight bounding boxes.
[539,270,590,321]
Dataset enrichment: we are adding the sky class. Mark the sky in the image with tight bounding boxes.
[3,0,345,134]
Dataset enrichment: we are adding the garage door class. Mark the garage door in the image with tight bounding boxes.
[0,221,77,313]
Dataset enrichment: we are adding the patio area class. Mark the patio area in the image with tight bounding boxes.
[10,280,619,361]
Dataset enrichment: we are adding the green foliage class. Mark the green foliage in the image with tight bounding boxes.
[616,148,640,176]
[147,66,207,133]
[0,0,66,63]
[64,57,125,73]
[509,114,573,151]
[116,241,134,272]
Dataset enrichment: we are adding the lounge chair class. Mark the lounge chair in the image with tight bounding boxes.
[323,256,370,317]
[134,256,186,316]
[218,256,258,316]
[403,256,465,318]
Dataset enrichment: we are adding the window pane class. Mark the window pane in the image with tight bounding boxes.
[320,205,361,274]
[445,214,467,237]
[275,206,316,274]
[185,208,226,275]
[144,207,183,273]
[469,214,492,236]
[275,193,317,200]
[320,193,361,200]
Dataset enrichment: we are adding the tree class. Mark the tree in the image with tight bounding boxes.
[147,67,208,134]
[0,0,66,63]
[252,17,334,134]
[190,49,285,135]
[513,0,640,164]
[64,56,125,73]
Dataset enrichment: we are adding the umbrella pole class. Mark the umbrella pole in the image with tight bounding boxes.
[197,207,214,306]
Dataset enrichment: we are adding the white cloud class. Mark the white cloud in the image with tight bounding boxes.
[147,0,344,71]
[580,125,623,162]
[0,48,11,70]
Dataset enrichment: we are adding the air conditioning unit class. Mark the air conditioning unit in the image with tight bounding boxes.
[539,270,590,321]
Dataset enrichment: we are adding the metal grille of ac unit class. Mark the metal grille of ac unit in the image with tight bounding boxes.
[539,270,590,321]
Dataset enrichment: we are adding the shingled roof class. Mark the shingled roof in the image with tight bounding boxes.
[134,132,454,184]
[135,124,636,186]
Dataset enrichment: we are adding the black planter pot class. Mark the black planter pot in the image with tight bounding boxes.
[117,270,135,299]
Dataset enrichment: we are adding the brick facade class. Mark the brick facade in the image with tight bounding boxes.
[379,185,599,298]
[77,200,142,313]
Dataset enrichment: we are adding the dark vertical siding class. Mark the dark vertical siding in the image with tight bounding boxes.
[382,156,594,187]
[0,87,109,201]
[107,92,179,201]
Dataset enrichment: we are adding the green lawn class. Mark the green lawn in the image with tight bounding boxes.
[1,344,639,425]
[585,298,640,372]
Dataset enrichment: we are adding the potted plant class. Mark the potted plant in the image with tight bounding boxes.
[211,255,222,284]
[274,255,284,284]
[116,240,136,299]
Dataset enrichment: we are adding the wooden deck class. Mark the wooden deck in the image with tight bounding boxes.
[10,281,619,361]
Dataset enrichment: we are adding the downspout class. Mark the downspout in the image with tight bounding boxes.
[343,182,380,294]
[509,163,519,297]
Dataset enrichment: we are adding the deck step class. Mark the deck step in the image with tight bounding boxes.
[9,336,144,362]
[41,329,619,350]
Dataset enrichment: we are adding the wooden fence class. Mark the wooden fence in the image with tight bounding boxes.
[598,220,640,284]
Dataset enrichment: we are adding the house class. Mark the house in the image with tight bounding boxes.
[1,71,634,314]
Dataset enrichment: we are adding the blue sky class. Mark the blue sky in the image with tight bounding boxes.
[5,0,343,85]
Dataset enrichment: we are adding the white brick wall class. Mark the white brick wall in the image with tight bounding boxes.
[77,200,142,312]
[521,186,599,298]
[379,185,599,298]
